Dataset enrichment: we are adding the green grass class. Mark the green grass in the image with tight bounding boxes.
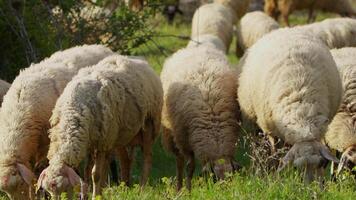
[1,11,355,200]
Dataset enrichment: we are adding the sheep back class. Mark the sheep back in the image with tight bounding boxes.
[47,55,163,167]
[191,3,234,53]
[237,29,342,144]
[161,46,239,163]
[236,11,279,57]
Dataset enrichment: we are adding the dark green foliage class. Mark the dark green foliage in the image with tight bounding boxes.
[0,0,163,81]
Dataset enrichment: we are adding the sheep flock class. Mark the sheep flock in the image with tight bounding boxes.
[1,0,356,199]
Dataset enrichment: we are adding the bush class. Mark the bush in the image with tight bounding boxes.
[0,0,164,81]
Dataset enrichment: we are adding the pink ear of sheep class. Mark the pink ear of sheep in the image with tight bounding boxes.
[17,163,35,186]
[36,168,47,193]
[63,165,81,186]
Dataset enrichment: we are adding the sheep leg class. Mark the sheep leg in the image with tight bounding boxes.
[118,147,131,186]
[91,151,107,199]
[267,135,276,154]
[186,154,195,191]
[141,127,153,186]
[176,154,185,191]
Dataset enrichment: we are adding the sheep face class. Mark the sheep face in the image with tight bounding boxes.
[337,145,356,174]
[37,164,81,197]
[0,163,34,199]
[278,141,339,183]
[203,157,238,180]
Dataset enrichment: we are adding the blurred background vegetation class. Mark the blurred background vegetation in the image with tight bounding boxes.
[0,0,171,81]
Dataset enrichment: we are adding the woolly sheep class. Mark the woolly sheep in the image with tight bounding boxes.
[191,3,234,52]
[161,45,239,190]
[265,0,356,26]
[37,55,163,198]
[187,34,226,52]
[324,47,356,173]
[0,45,113,200]
[237,29,341,182]
[236,11,279,57]
[0,79,10,104]
[294,18,356,49]
[214,0,251,20]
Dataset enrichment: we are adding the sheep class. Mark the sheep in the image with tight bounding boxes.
[191,3,234,53]
[294,18,356,49]
[237,29,341,183]
[0,79,10,104]
[0,45,113,200]
[324,47,356,173]
[235,11,279,57]
[214,0,251,20]
[187,34,226,52]
[161,45,239,190]
[37,55,163,198]
[265,0,356,26]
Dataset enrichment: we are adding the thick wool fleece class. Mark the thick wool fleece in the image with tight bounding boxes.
[214,0,250,20]
[0,45,112,197]
[236,11,279,57]
[325,47,356,152]
[191,3,234,53]
[187,34,226,53]
[237,29,342,144]
[161,46,239,163]
[46,54,162,170]
[295,18,356,49]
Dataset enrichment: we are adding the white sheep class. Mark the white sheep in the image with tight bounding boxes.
[214,0,251,21]
[187,34,226,52]
[294,18,356,49]
[0,79,10,104]
[0,45,113,200]
[161,45,239,190]
[191,3,234,52]
[236,11,279,57]
[324,47,356,173]
[37,55,163,198]
[237,29,341,182]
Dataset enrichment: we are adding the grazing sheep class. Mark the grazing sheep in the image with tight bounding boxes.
[294,18,356,49]
[37,55,163,198]
[265,0,356,26]
[0,80,10,104]
[191,3,234,52]
[187,34,226,52]
[161,46,239,190]
[0,45,113,200]
[324,47,356,173]
[236,11,279,57]
[214,0,251,20]
[237,29,341,183]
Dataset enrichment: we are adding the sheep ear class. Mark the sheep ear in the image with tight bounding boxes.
[320,146,339,163]
[17,163,35,186]
[36,169,47,193]
[277,148,295,172]
[64,165,81,186]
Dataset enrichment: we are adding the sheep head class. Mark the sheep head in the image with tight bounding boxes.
[0,162,35,199]
[203,157,240,180]
[278,141,339,183]
[37,163,81,198]
[337,145,356,174]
